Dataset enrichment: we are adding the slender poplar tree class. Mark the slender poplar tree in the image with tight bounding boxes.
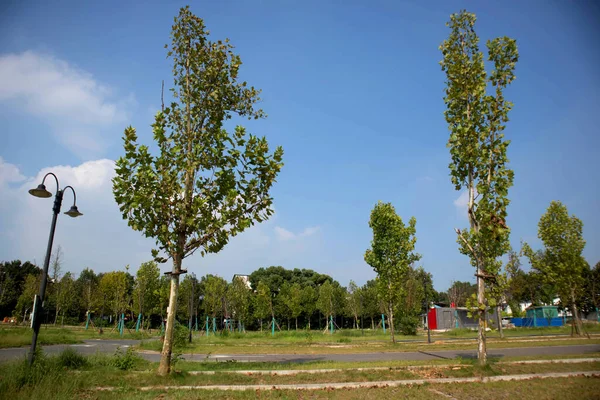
[440,10,519,364]
[113,6,283,375]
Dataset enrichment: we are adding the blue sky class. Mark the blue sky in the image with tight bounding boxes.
[1,0,598,292]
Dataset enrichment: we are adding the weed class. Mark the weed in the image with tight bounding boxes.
[112,347,140,371]
[173,323,190,348]
[57,348,87,369]
[305,331,313,344]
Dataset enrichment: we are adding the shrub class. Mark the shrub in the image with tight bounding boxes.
[57,348,87,369]
[173,323,189,348]
[337,337,351,343]
[398,315,420,336]
[112,347,140,371]
[304,330,313,344]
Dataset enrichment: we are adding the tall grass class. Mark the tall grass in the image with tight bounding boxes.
[0,347,149,400]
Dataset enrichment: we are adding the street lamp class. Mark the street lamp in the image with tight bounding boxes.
[28,172,82,365]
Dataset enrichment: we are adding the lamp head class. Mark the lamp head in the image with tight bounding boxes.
[64,205,83,218]
[28,184,52,198]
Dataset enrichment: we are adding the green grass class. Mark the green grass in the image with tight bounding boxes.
[169,352,600,372]
[1,348,598,400]
[437,323,600,339]
[85,378,600,400]
[0,325,154,348]
[137,331,600,354]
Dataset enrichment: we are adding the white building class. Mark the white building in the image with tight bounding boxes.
[232,274,252,290]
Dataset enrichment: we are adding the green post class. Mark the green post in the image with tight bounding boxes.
[212,317,216,333]
[120,313,125,336]
[454,309,459,329]
[195,316,198,331]
[161,319,165,334]
[329,315,334,334]
[382,314,386,334]
[135,313,142,332]
[206,316,209,336]
[271,317,275,336]
[85,312,90,330]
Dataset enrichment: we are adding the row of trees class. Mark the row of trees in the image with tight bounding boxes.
[1,257,440,335]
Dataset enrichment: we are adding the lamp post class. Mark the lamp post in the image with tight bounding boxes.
[27,172,82,366]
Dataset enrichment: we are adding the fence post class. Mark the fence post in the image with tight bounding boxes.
[120,313,125,336]
[381,314,386,334]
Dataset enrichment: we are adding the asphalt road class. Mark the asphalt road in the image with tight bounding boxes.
[1,340,599,363]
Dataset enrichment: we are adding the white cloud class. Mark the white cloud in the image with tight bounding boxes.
[0,51,135,157]
[453,189,479,219]
[274,226,295,241]
[274,225,320,241]
[0,159,323,280]
[0,157,26,185]
[454,190,469,212]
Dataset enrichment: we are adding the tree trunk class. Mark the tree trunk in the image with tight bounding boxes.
[54,307,59,325]
[389,301,396,344]
[497,304,504,339]
[476,269,487,366]
[157,256,182,376]
[571,290,582,336]
[371,317,374,330]
[295,317,298,330]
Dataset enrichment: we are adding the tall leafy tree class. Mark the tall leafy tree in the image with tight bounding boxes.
[361,279,380,329]
[203,275,228,320]
[397,267,425,335]
[99,271,130,323]
[48,245,64,323]
[584,262,600,315]
[275,282,292,328]
[0,260,40,319]
[440,10,519,364]
[317,281,335,332]
[414,267,437,307]
[14,274,41,322]
[133,261,160,327]
[300,285,317,329]
[447,281,477,307]
[157,275,171,322]
[522,201,587,335]
[227,275,251,330]
[346,281,362,329]
[112,6,283,375]
[285,283,303,330]
[253,281,272,330]
[76,268,100,319]
[365,201,421,343]
[55,272,76,325]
